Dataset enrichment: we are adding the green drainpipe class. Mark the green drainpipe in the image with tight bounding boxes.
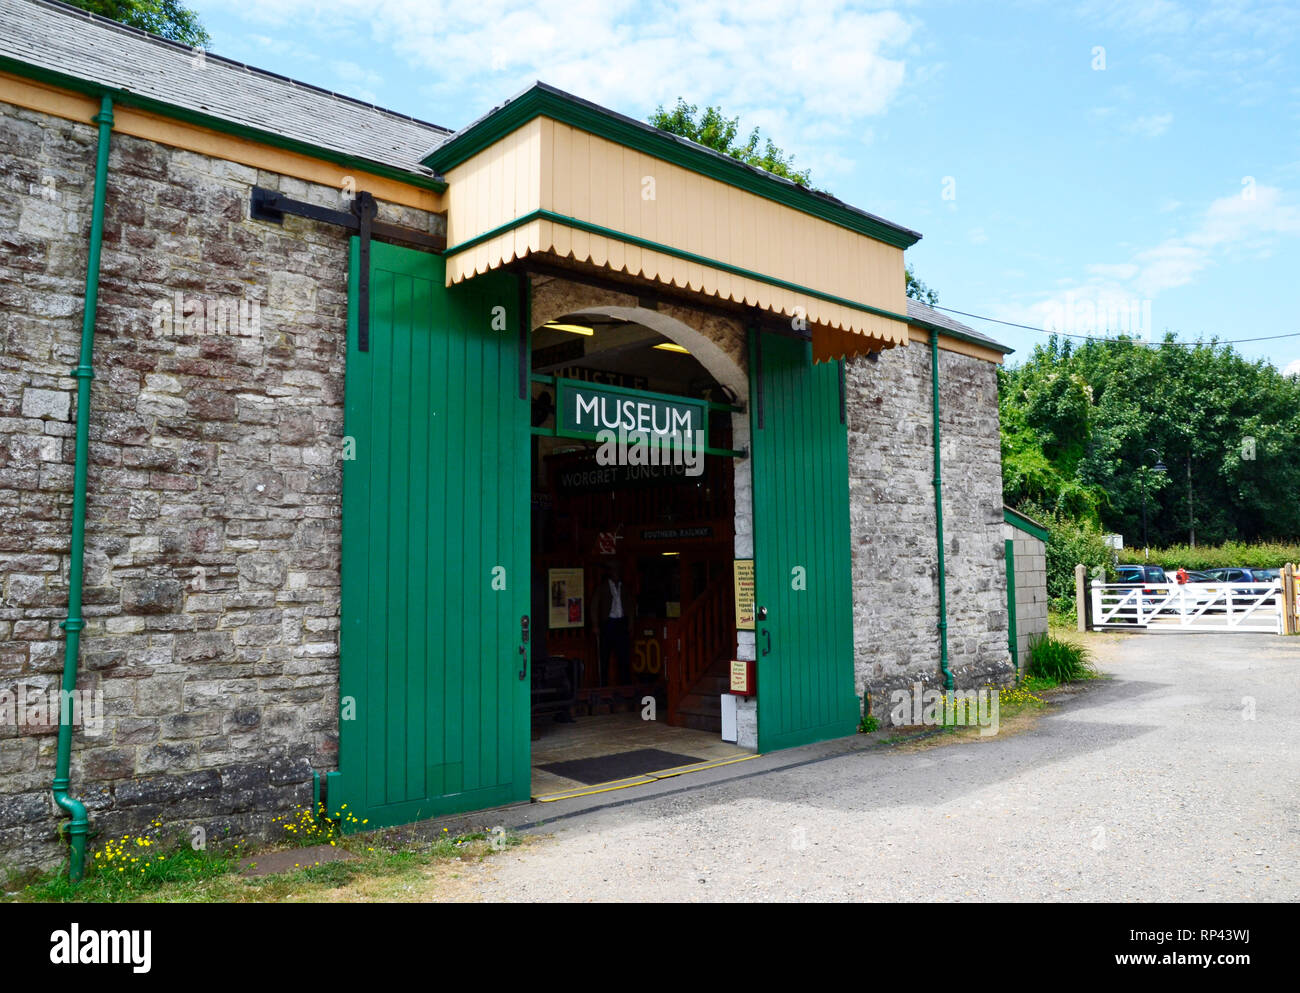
[930,331,953,692]
[54,94,114,883]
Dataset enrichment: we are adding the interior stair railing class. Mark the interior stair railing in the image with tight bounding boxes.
[666,572,732,725]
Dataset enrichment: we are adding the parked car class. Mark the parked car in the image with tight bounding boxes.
[1175,570,1232,613]
[1112,564,1169,620]
[1204,567,1265,584]
[1192,567,1277,611]
[1116,564,1167,585]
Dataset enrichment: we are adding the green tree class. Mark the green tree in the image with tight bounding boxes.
[65,0,210,47]
[649,98,812,186]
[999,371,1104,518]
[905,265,938,305]
[1001,334,1300,544]
[1019,502,1115,614]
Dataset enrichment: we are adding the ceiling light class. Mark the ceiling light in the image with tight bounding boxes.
[543,322,594,336]
[653,342,689,353]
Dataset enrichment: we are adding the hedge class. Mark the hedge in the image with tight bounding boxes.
[1116,542,1300,571]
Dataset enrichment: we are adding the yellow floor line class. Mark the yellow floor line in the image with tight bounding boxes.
[533,776,656,803]
[646,753,761,780]
[532,753,761,803]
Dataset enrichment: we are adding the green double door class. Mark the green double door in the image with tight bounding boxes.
[330,241,531,828]
[330,245,857,823]
[750,331,859,752]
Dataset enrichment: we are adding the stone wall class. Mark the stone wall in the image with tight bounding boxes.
[0,99,441,869]
[846,340,1012,725]
[938,347,1012,687]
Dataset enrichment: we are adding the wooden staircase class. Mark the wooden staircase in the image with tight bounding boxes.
[666,573,734,734]
[672,656,730,732]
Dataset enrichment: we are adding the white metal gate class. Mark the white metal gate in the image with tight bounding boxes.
[1090,582,1283,632]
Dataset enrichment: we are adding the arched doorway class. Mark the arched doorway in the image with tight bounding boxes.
[525,293,755,795]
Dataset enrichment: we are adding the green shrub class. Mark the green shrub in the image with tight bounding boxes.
[1117,541,1300,572]
[1027,633,1096,683]
[1015,503,1114,614]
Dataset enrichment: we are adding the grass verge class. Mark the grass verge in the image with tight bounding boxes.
[5,813,523,904]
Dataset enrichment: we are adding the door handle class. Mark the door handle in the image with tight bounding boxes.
[519,615,529,681]
[761,628,771,657]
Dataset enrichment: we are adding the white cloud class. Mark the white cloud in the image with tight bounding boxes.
[1025,286,1155,337]
[1090,106,1172,138]
[1285,358,1300,377]
[1076,0,1192,36]
[328,61,383,103]
[1132,184,1300,295]
[1086,263,1138,280]
[1079,2,1300,107]
[1089,106,1172,138]
[1124,112,1173,137]
[997,184,1300,334]
[227,0,917,148]
[1077,0,1300,41]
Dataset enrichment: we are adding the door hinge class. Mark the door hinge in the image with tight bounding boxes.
[249,187,448,354]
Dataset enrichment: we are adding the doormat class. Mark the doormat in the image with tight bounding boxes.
[538,748,704,785]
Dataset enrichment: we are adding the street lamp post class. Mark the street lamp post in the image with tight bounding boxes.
[1140,448,1167,557]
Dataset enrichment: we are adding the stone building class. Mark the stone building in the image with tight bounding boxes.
[0,0,1013,873]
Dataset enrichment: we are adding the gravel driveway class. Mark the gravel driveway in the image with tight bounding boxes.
[457,631,1298,901]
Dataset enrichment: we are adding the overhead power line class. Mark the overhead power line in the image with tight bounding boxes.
[930,305,1300,346]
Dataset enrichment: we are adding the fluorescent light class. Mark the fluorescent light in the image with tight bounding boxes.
[661,551,679,556]
[653,342,689,353]
[543,322,594,336]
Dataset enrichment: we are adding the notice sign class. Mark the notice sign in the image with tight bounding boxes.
[642,526,712,541]
[729,659,754,695]
[548,568,585,630]
[556,379,706,440]
[733,559,755,631]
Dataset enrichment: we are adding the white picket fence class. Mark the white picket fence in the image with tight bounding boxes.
[1090,582,1284,633]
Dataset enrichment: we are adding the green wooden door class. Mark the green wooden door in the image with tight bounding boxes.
[329,240,530,828]
[750,331,858,752]
[1005,539,1019,674]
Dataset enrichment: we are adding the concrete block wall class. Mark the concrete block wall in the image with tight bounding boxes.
[1003,525,1048,669]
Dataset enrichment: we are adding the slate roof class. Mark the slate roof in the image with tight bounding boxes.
[0,0,450,176]
[906,299,1012,354]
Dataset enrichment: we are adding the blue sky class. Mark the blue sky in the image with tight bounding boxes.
[191,0,1300,373]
